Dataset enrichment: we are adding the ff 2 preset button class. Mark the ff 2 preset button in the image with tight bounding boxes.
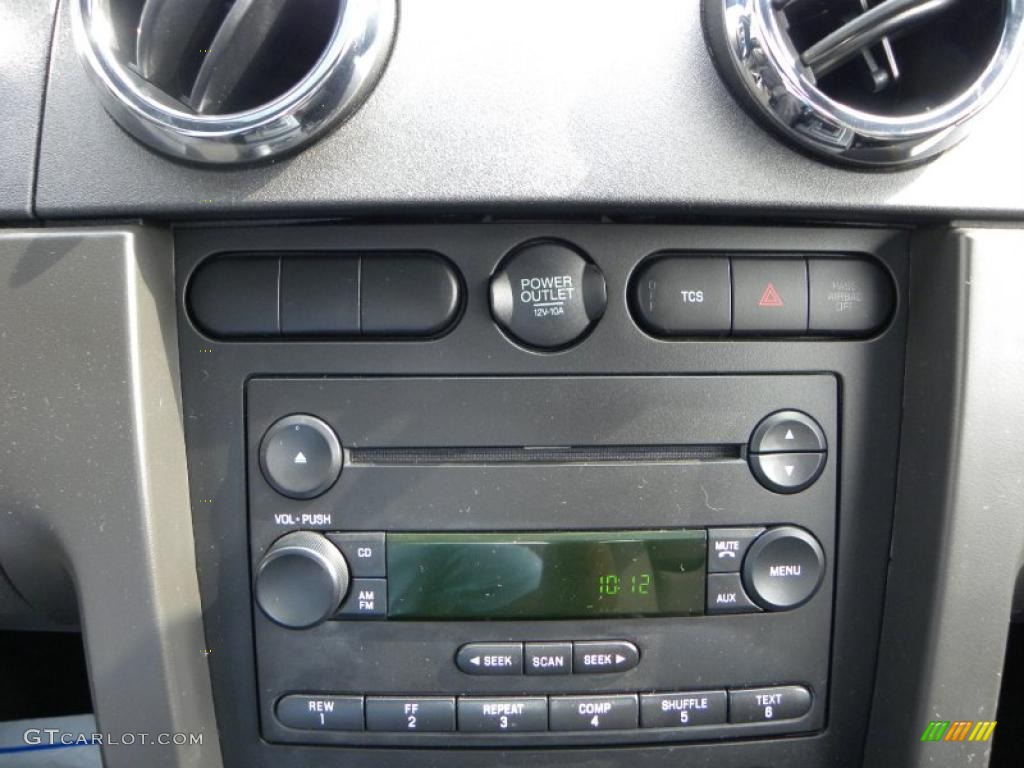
[456,643,524,675]
[631,257,731,335]
[490,240,607,350]
[365,697,456,732]
[729,686,812,723]
[550,695,639,731]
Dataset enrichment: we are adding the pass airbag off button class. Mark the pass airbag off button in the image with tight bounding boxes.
[490,241,607,350]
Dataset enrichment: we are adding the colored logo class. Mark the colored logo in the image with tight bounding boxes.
[921,720,997,742]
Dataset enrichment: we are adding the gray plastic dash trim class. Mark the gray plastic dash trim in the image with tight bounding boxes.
[0,0,59,219]
[865,227,1024,767]
[0,228,222,768]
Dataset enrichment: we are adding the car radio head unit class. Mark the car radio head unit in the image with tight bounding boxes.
[245,375,836,748]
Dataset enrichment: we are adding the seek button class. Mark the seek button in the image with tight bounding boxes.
[455,642,524,675]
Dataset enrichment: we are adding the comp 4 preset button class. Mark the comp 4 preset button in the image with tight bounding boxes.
[455,643,524,675]
[549,695,639,731]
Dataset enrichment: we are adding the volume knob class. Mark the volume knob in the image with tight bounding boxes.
[255,532,350,628]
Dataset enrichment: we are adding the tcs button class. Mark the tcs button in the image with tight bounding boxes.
[631,257,731,335]
[490,241,607,350]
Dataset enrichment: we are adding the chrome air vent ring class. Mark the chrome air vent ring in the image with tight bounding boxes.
[72,0,397,165]
[702,0,1024,167]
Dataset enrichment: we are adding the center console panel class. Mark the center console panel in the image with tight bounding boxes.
[176,222,908,768]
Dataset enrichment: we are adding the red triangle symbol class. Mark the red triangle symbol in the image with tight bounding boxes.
[758,282,784,308]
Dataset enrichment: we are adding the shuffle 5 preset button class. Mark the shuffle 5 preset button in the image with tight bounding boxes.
[640,691,728,728]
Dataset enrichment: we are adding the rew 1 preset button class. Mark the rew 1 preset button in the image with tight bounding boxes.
[549,695,639,731]
[456,643,524,675]
[729,686,812,724]
[365,697,456,732]
[276,695,363,731]
[458,698,548,732]
[640,691,728,728]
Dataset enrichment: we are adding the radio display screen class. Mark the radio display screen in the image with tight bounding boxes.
[386,530,706,619]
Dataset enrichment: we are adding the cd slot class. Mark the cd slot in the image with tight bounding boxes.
[348,444,742,467]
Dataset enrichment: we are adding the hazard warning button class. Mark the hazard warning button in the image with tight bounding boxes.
[732,259,808,334]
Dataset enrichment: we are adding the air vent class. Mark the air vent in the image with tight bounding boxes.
[703,0,1024,167]
[72,0,397,165]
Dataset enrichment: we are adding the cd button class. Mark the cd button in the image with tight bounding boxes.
[706,573,761,615]
[365,697,456,732]
[572,641,639,674]
[549,695,639,731]
[729,685,812,723]
[457,697,548,732]
[326,532,386,578]
[276,695,363,731]
[455,643,524,675]
[525,642,572,675]
[640,691,727,728]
